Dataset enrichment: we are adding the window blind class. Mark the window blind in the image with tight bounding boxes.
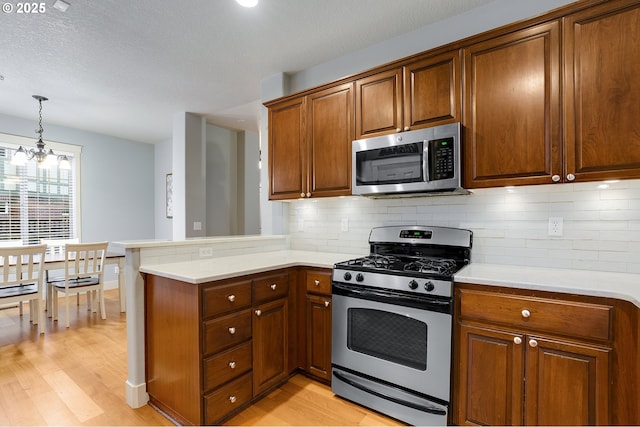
[0,142,78,245]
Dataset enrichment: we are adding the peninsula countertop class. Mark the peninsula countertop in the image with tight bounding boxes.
[138,251,640,308]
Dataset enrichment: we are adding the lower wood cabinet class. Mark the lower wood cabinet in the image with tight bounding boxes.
[302,269,332,382]
[145,269,291,426]
[453,283,638,426]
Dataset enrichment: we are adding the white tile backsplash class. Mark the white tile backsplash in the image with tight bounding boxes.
[287,180,640,273]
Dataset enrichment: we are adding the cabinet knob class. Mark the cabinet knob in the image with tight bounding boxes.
[300,193,305,198]
[552,174,561,182]
[324,300,330,307]
[255,309,262,317]
[403,126,410,131]
[396,128,401,132]
[229,395,237,404]
[227,294,236,302]
[228,327,236,335]
[521,309,531,318]
[566,173,576,181]
[229,361,236,369]
[306,192,311,198]
[529,339,538,348]
[270,283,277,291]
[314,279,320,287]
[513,336,522,345]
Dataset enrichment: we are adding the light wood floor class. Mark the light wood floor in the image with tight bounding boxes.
[0,290,403,426]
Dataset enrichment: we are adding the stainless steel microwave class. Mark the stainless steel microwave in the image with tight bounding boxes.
[352,122,464,196]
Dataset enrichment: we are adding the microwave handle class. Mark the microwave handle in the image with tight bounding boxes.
[423,140,430,182]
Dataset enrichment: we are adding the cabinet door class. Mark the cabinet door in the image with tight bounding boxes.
[463,21,561,188]
[524,336,610,426]
[252,297,288,396]
[403,50,461,130]
[307,83,354,197]
[355,68,402,139]
[268,96,307,200]
[563,1,640,182]
[306,294,332,382]
[455,324,524,426]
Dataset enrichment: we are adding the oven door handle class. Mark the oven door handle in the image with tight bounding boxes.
[333,371,447,416]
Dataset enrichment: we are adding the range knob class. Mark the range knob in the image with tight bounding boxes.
[355,273,364,282]
[409,280,419,290]
[424,281,435,292]
[343,272,352,281]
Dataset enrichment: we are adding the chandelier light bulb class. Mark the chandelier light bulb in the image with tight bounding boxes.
[235,0,258,7]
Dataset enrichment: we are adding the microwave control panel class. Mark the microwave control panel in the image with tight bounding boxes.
[428,137,455,180]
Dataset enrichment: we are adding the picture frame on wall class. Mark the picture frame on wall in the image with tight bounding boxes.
[166,173,173,218]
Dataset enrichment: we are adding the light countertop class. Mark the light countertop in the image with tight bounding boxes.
[139,251,640,308]
[456,263,640,308]
[113,234,287,249]
[138,250,357,283]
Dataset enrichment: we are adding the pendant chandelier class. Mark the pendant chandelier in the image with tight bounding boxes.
[11,95,71,169]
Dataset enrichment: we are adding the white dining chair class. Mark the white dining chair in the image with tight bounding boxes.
[0,244,47,334]
[41,238,80,312]
[49,241,108,328]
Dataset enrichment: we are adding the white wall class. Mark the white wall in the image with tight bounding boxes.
[287,180,640,274]
[0,112,155,243]
[154,137,173,240]
[206,124,238,236]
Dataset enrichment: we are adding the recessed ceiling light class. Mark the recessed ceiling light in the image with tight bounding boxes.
[0,74,4,81]
[53,0,70,12]
[235,0,258,7]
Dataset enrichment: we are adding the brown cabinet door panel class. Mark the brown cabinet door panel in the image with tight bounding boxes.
[404,50,461,130]
[269,97,307,199]
[308,83,354,197]
[204,372,253,425]
[456,324,524,426]
[306,294,332,381]
[305,270,332,295]
[524,336,610,426]
[253,298,288,396]
[563,1,640,181]
[202,280,251,319]
[464,21,561,188]
[203,341,252,392]
[253,272,289,304]
[355,68,403,139]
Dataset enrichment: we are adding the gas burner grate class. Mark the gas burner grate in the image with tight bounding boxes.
[347,254,400,269]
[403,257,458,275]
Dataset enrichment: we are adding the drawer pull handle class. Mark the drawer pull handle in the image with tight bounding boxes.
[229,361,236,369]
[521,309,531,318]
[270,283,277,291]
[229,395,237,404]
[255,309,262,317]
[228,327,236,335]
[324,300,330,307]
[227,294,236,302]
[529,339,538,348]
[314,279,320,286]
[513,337,522,345]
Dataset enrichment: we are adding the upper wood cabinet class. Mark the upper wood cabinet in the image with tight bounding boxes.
[268,96,307,200]
[268,82,353,200]
[403,50,461,131]
[463,21,562,189]
[563,0,640,182]
[355,68,403,139]
[355,49,461,140]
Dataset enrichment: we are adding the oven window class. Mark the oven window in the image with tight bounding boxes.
[355,142,424,186]
[347,308,427,371]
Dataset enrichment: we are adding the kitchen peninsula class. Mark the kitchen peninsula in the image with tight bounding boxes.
[116,236,639,425]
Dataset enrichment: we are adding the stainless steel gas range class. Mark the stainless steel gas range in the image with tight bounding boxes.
[331,225,472,426]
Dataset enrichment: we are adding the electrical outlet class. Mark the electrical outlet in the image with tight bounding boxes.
[297,219,304,232]
[199,247,213,257]
[341,218,349,232]
[193,221,202,231]
[548,217,563,236]
[114,266,119,275]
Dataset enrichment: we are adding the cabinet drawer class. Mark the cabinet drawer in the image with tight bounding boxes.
[458,289,612,342]
[204,371,252,425]
[203,341,252,392]
[202,280,251,319]
[253,273,289,303]
[306,270,332,295]
[203,309,252,355]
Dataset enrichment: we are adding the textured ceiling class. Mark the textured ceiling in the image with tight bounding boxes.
[0,0,496,143]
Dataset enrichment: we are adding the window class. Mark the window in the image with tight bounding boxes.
[0,133,81,245]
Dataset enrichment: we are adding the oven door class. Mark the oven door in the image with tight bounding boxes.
[331,284,452,402]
